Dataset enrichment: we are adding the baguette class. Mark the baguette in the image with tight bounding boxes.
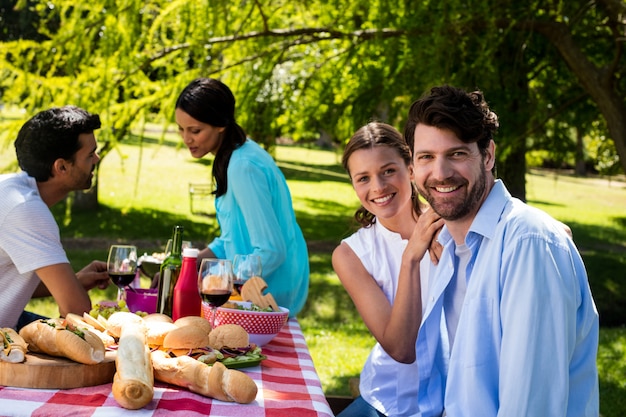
[112,321,154,410]
[56,324,105,364]
[65,313,116,347]
[151,350,257,404]
[1,328,28,363]
[220,363,259,404]
[19,318,64,356]
[18,318,105,365]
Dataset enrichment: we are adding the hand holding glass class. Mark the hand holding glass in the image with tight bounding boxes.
[198,259,233,329]
[233,254,262,294]
[107,245,137,301]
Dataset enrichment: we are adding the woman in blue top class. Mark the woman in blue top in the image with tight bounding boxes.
[175,78,309,317]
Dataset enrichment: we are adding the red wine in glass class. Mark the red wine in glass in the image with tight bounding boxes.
[199,259,233,328]
[109,273,135,288]
[201,289,232,307]
[107,244,138,301]
[233,254,262,295]
[233,280,246,294]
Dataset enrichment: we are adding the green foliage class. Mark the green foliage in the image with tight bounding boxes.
[1,0,623,196]
[587,121,622,177]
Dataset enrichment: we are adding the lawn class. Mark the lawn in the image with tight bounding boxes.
[5,135,625,416]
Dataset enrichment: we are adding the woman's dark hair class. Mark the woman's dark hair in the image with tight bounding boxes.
[404,85,499,157]
[342,122,421,228]
[175,78,247,197]
[15,106,101,182]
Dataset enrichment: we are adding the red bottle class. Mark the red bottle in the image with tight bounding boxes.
[172,247,201,321]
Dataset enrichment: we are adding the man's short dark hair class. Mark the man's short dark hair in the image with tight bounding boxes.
[404,85,499,158]
[15,106,101,181]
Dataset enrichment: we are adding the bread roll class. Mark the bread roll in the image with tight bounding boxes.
[208,324,249,349]
[151,350,257,403]
[143,313,174,323]
[145,321,178,347]
[174,316,212,334]
[106,312,144,338]
[112,321,154,410]
[163,325,210,352]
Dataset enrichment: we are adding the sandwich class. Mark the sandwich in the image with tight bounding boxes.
[207,324,265,368]
[65,313,116,347]
[158,322,264,368]
[19,318,105,365]
[161,325,211,358]
[1,328,28,363]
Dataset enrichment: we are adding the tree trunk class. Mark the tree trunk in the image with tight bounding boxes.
[575,126,587,176]
[532,21,626,176]
[490,38,530,202]
[72,178,100,211]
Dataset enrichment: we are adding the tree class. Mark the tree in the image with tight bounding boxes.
[0,0,623,205]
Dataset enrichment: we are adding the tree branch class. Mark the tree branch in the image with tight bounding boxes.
[253,0,270,32]
[520,92,588,141]
[204,26,406,45]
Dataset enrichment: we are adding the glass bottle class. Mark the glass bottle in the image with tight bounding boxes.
[172,247,201,321]
[157,225,183,317]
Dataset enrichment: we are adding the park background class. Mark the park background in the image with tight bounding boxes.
[1,1,625,415]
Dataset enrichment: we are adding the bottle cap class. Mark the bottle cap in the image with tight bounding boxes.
[183,247,199,258]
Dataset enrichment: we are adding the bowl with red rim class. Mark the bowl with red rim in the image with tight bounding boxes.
[201,301,289,346]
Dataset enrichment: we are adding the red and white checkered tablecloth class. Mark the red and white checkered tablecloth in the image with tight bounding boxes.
[0,319,334,417]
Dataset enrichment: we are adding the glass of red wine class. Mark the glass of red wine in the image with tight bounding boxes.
[198,258,233,329]
[232,254,262,295]
[107,245,138,301]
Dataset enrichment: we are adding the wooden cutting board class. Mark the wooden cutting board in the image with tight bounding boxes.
[0,351,117,389]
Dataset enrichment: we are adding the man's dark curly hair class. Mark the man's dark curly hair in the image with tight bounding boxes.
[404,85,499,159]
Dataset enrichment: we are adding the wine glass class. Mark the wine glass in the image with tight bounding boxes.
[198,258,233,329]
[232,254,262,294]
[107,245,138,301]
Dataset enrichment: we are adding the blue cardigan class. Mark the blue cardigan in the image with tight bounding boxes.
[208,139,309,316]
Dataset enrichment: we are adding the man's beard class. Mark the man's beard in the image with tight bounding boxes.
[79,168,95,190]
[419,169,487,221]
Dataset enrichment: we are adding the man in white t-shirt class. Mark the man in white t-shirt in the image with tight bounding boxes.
[0,106,110,330]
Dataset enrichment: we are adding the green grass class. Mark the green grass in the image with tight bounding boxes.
[3,135,624,416]
[526,169,626,328]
